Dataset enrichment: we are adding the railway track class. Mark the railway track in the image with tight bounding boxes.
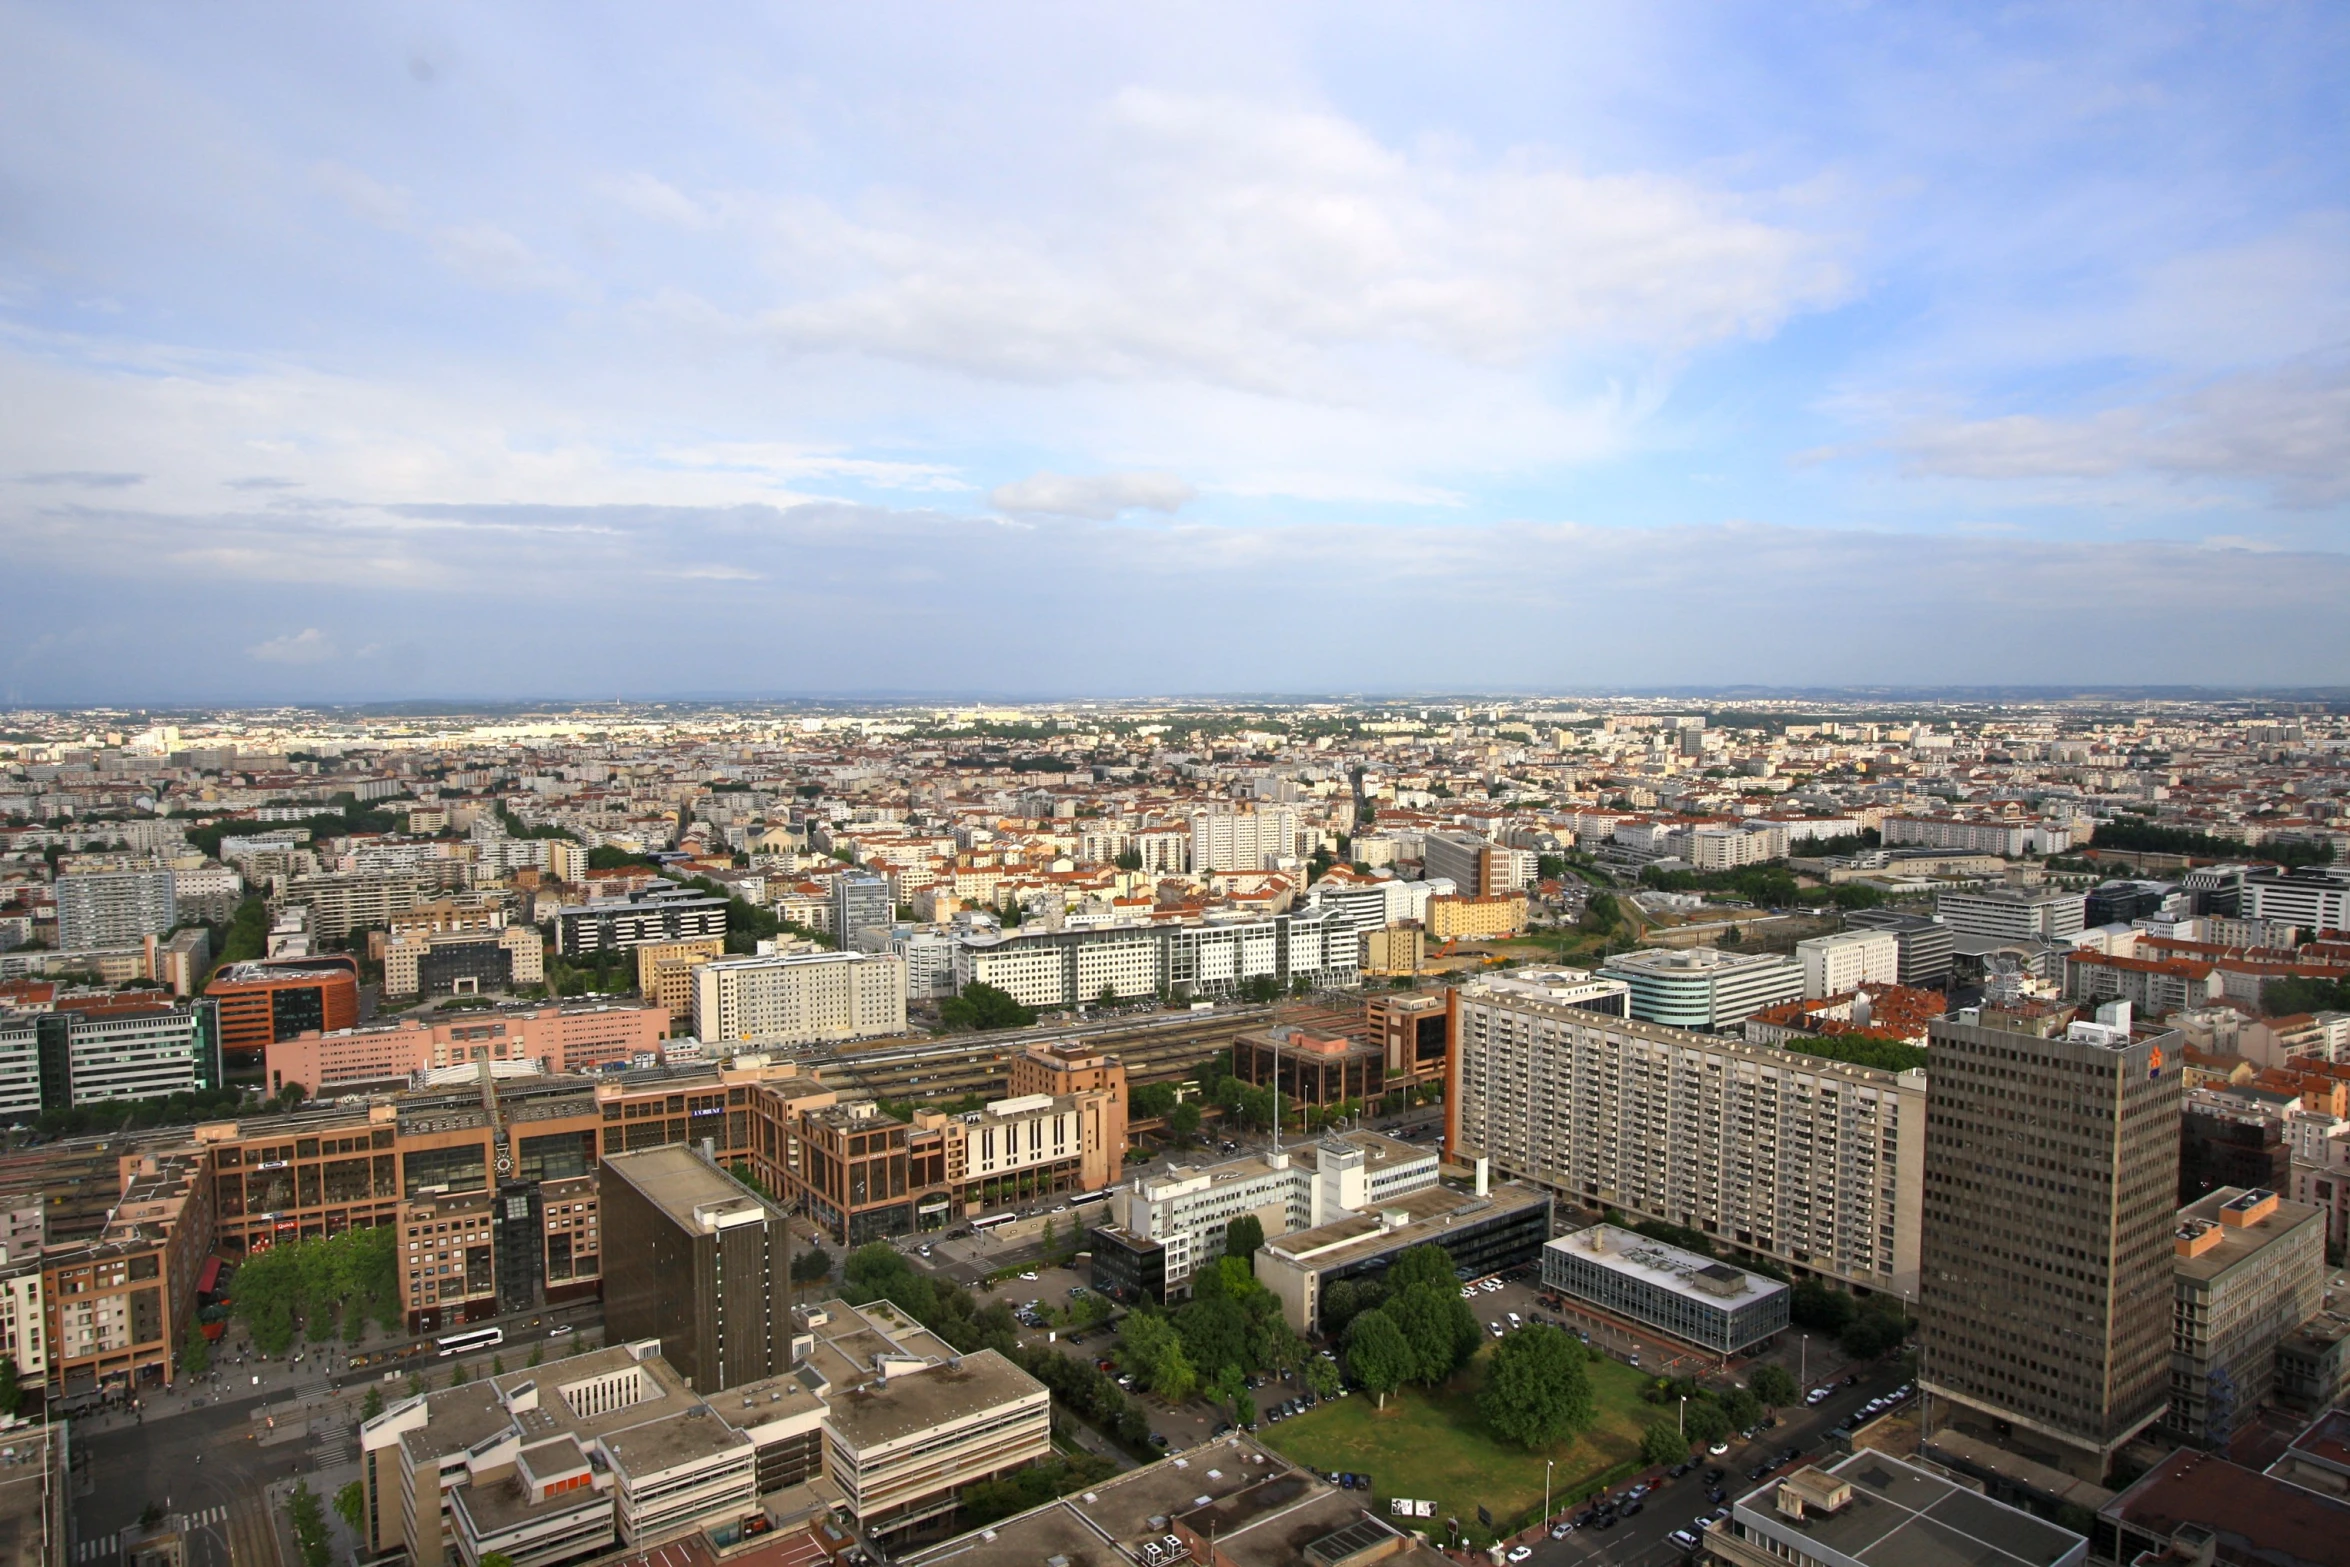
[807,1006,1282,1101]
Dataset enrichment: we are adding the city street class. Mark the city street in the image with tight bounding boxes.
[64,1304,604,1567]
[1512,1363,1912,1565]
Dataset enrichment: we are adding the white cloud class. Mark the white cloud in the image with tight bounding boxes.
[988,470,1196,520]
[247,627,335,663]
[311,161,415,231]
[1894,357,2350,507]
[745,89,1846,393]
[431,223,582,295]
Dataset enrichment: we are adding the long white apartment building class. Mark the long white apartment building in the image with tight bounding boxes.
[951,907,1359,1010]
[1450,977,1927,1297]
[692,950,907,1047]
[1797,929,1901,999]
[1097,1131,1439,1293]
[54,870,177,949]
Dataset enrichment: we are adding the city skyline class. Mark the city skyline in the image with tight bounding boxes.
[4,4,2348,700]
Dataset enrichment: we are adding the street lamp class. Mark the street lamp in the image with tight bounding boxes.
[1545,1458,1554,1523]
[1678,1394,1687,1435]
[1801,1333,1809,1391]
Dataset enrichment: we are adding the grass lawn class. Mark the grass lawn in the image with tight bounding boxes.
[1259,1351,1656,1543]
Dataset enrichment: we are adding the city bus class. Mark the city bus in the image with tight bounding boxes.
[969,1212,1017,1235]
[436,1326,505,1357]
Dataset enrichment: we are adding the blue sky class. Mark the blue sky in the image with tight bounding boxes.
[3,2,2346,701]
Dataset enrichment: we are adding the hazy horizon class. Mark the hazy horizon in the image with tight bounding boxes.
[6,4,2346,702]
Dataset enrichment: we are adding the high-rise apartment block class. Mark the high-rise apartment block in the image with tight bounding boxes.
[599,1145,794,1394]
[1188,807,1301,873]
[1917,1011,2182,1481]
[54,870,177,949]
[1449,979,1925,1296]
[691,950,907,1048]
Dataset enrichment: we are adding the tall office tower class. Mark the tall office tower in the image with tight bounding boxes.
[1917,1011,2182,1482]
[600,1144,793,1394]
[54,870,177,949]
[831,868,894,944]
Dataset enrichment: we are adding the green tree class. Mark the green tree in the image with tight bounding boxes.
[527,1344,544,1368]
[179,1331,210,1377]
[1383,1244,1458,1295]
[1790,1278,1855,1335]
[1641,1419,1690,1467]
[1748,1364,1799,1409]
[333,1481,366,1536]
[1128,1083,1178,1120]
[287,1480,331,1567]
[406,1373,425,1398]
[939,982,1039,1031]
[450,1362,469,1387]
[1718,1386,1762,1431]
[1477,1323,1594,1449]
[791,1240,835,1295]
[1168,1101,1203,1137]
[490,1354,504,1376]
[1384,1280,1481,1387]
[1302,1356,1342,1399]
[479,1555,517,1567]
[1319,1277,1389,1339]
[1841,1295,1912,1359]
[1225,1214,1265,1260]
[0,1356,19,1417]
[1683,1398,1734,1449]
[361,1386,384,1421]
[1345,1310,1414,1408]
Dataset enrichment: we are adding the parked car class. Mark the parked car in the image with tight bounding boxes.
[1506,1548,1532,1563]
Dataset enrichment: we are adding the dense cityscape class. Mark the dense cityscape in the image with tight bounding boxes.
[0,694,2343,1567]
[8,4,2347,1567]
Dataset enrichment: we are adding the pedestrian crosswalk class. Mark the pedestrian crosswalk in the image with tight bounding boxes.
[74,1508,230,1559]
[311,1419,354,1467]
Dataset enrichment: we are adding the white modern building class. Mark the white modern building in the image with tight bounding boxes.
[1597,946,1803,1031]
[55,870,177,949]
[1935,887,2088,942]
[1797,929,1901,999]
[1189,807,1301,873]
[2246,870,2350,938]
[1452,977,1927,1297]
[1099,1131,1440,1294]
[692,950,907,1047]
[1542,1225,1789,1353]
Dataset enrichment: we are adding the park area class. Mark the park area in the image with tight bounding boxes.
[1259,1350,1656,1543]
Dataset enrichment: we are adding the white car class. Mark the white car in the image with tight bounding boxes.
[1020,1271,1039,1281]
[1507,1549,1533,1564]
